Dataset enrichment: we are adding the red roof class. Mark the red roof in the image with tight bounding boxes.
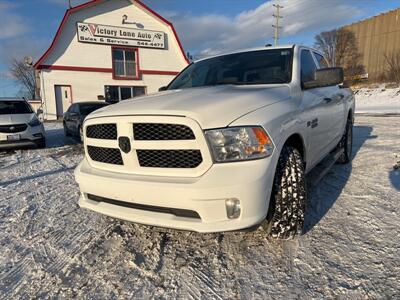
[34,0,189,69]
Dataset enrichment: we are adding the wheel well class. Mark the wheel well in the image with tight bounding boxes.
[284,134,305,162]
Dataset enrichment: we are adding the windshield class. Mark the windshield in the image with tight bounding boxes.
[79,103,108,115]
[168,49,293,90]
[0,101,33,115]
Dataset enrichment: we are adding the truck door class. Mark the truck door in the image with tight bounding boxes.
[300,49,334,167]
[313,52,346,148]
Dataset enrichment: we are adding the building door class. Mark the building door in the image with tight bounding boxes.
[55,85,72,118]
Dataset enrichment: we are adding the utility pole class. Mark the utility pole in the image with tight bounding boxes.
[272,4,283,46]
[68,0,72,8]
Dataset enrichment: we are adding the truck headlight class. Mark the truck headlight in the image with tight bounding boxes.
[205,126,274,162]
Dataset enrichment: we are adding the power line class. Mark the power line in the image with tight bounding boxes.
[272,4,283,46]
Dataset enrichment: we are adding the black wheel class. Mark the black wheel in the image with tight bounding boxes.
[336,118,353,164]
[35,138,46,149]
[64,123,71,137]
[263,146,306,240]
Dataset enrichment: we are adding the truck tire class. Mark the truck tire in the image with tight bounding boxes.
[263,146,306,240]
[336,118,353,164]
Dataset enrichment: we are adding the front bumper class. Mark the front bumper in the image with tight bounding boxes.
[75,155,278,233]
[0,124,45,150]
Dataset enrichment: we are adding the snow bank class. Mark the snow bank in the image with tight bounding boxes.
[355,86,400,114]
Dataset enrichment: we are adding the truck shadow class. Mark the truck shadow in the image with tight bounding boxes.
[303,125,375,234]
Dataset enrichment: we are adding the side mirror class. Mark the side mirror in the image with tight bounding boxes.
[303,67,344,89]
[37,108,43,116]
[159,86,168,92]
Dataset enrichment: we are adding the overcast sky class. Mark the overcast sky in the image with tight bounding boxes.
[0,0,399,96]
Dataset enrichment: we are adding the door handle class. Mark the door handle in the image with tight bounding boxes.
[323,97,332,103]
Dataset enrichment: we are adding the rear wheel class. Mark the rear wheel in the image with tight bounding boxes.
[336,118,353,164]
[263,146,306,240]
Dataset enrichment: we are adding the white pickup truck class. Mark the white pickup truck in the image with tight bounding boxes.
[75,45,354,239]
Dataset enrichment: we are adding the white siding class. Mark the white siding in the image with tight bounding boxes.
[38,0,187,120]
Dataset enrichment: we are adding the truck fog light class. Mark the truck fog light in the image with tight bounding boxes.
[225,198,241,219]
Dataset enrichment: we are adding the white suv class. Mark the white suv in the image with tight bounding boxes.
[0,99,46,149]
[75,45,354,239]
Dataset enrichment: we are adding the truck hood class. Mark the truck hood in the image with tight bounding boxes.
[89,85,291,128]
[0,113,34,125]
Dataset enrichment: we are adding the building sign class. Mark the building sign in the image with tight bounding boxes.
[77,22,166,49]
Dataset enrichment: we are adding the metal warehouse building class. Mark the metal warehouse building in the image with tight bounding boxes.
[34,0,189,120]
[343,7,400,80]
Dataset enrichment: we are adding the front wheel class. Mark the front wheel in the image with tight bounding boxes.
[336,118,353,164]
[263,146,306,240]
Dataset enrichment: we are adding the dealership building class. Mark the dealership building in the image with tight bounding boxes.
[34,0,189,120]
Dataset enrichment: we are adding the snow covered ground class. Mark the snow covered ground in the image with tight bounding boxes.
[0,117,399,299]
[355,86,400,114]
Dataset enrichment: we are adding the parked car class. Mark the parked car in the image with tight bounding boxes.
[63,102,109,141]
[75,45,354,239]
[0,99,46,149]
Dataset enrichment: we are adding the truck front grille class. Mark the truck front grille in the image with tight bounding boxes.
[84,116,212,177]
[133,123,195,140]
[87,146,123,165]
[86,124,117,140]
[0,124,28,133]
[137,150,202,168]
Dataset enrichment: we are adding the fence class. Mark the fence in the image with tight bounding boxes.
[343,8,400,81]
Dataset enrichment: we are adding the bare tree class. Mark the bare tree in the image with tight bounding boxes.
[384,52,400,83]
[335,28,364,78]
[9,58,36,99]
[314,28,365,80]
[314,30,337,66]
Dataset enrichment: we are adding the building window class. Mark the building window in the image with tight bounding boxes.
[112,47,139,79]
[105,86,146,103]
